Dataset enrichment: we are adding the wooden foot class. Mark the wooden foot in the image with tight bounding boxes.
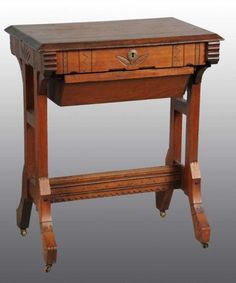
[187,162,210,244]
[37,178,57,266]
[17,199,33,232]
[156,190,173,215]
[16,167,33,232]
[40,220,57,267]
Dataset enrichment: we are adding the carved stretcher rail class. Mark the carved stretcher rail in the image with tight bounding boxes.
[47,165,182,203]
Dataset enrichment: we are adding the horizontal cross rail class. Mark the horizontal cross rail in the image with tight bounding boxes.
[47,165,183,203]
[172,97,187,115]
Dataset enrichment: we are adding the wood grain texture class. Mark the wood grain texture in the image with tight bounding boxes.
[173,45,184,67]
[156,95,183,212]
[47,75,191,106]
[184,81,210,244]
[64,67,194,83]
[55,43,206,75]
[48,165,182,203]
[5,17,223,51]
[184,44,196,65]
[16,62,34,231]
[6,18,222,268]
[92,45,172,72]
[15,60,57,267]
[79,51,92,73]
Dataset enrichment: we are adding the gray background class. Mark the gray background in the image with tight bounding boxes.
[0,0,235,282]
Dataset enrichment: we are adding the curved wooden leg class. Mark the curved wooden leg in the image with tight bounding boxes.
[187,162,210,245]
[16,165,33,234]
[156,99,182,215]
[37,178,57,269]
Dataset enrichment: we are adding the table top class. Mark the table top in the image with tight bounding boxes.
[5,17,223,51]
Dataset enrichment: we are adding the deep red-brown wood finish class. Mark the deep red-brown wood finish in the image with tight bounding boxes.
[5,18,223,271]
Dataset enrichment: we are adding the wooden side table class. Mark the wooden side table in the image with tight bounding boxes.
[5,18,223,272]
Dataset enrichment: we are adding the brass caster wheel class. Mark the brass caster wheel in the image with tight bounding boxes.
[20,229,27,237]
[44,264,52,273]
[160,211,167,218]
[202,242,209,249]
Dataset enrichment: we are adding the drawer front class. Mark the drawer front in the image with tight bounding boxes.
[92,45,172,72]
[56,43,205,75]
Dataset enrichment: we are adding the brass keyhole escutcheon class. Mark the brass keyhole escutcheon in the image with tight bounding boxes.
[128,49,138,61]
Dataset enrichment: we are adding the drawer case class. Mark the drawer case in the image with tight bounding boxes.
[48,73,192,106]
[56,43,205,74]
[48,43,205,106]
[6,18,222,107]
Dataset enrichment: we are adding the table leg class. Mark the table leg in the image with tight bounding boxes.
[16,63,34,236]
[16,63,57,271]
[184,82,210,247]
[33,70,57,270]
[38,179,57,272]
[156,98,182,217]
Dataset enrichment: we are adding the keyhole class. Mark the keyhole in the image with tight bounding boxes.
[128,49,137,61]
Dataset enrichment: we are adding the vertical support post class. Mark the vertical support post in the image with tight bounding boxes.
[33,70,48,178]
[16,63,57,270]
[156,98,183,215]
[33,70,57,268]
[184,81,210,246]
[16,63,34,233]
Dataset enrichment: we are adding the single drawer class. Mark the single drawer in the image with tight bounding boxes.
[48,74,191,106]
[92,45,172,72]
[56,43,206,75]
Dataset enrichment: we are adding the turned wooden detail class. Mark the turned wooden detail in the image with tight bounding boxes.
[5,18,223,271]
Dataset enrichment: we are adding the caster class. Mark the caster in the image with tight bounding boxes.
[160,211,167,218]
[20,229,27,237]
[202,242,209,249]
[44,264,52,273]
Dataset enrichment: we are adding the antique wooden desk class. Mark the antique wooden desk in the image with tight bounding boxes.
[5,18,223,272]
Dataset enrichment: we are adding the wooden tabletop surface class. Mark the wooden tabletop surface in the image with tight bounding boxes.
[5,17,223,51]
